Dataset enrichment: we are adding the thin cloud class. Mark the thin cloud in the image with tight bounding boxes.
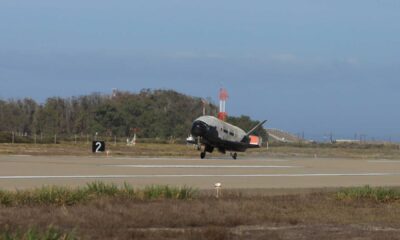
[344,57,360,66]
[167,51,225,60]
[270,53,299,63]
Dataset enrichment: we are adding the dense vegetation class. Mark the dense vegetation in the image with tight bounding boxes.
[0,89,265,142]
[0,182,197,206]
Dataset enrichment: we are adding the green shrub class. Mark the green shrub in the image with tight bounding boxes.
[143,185,197,200]
[0,182,197,206]
[86,181,119,196]
[336,185,400,202]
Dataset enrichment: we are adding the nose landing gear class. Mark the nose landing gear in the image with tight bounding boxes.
[231,152,237,160]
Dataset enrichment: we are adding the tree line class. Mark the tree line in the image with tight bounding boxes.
[0,89,265,142]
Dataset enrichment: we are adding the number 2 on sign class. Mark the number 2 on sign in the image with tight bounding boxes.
[95,142,102,152]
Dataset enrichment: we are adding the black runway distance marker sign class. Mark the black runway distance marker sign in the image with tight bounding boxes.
[92,141,106,153]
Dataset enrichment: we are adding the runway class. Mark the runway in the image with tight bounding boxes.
[1,155,400,189]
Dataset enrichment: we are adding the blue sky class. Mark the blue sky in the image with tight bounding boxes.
[1,0,400,141]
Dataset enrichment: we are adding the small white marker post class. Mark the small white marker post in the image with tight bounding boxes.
[214,182,222,198]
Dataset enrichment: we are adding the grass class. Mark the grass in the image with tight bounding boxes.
[336,185,400,202]
[255,142,400,159]
[148,185,195,200]
[2,187,400,239]
[0,143,199,157]
[2,182,400,207]
[0,182,197,206]
[2,142,400,159]
[1,226,76,240]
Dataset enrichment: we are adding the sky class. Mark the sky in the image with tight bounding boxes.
[1,0,400,141]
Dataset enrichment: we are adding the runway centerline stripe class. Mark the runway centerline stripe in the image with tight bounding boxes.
[104,165,300,168]
[1,173,400,179]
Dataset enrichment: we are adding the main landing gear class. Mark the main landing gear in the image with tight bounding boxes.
[201,151,236,159]
[230,152,238,160]
[198,145,236,160]
[200,145,214,159]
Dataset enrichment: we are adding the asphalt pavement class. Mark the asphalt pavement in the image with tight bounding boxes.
[1,155,400,189]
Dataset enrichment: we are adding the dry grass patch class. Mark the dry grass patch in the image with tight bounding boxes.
[3,142,400,159]
[2,186,400,239]
[254,142,400,159]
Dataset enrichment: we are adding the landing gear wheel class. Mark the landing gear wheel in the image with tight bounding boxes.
[200,152,206,159]
[231,152,237,160]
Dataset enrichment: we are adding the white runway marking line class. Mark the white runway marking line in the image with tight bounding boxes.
[1,173,400,179]
[368,160,400,163]
[104,165,300,169]
[111,157,289,162]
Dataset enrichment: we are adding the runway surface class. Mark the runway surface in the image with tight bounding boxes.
[1,155,400,189]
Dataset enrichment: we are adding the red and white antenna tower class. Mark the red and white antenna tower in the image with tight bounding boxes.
[218,88,228,121]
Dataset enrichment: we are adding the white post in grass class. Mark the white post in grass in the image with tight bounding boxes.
[214,182,222,198]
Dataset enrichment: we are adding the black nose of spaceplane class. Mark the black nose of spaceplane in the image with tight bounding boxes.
[191,121,208,137]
